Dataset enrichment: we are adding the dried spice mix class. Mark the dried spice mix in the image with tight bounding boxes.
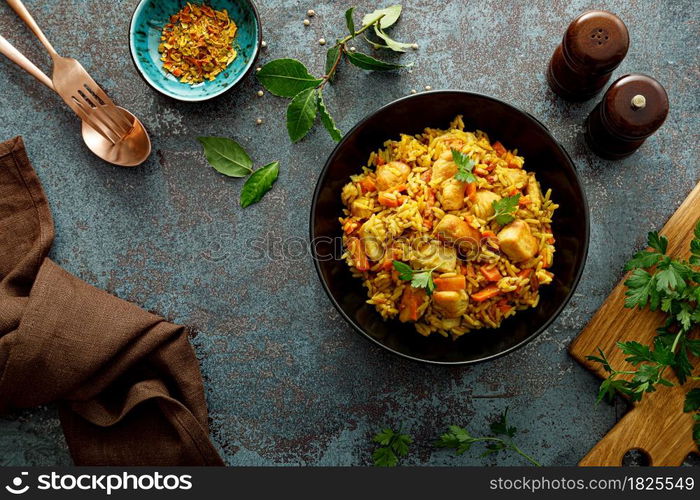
[159,3,238,84]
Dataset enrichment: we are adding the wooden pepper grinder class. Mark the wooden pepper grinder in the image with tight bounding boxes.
[585,74,669,160]
[547,10,629,100]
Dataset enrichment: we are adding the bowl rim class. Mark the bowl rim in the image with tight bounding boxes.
[128,0,262,102]
[309,90,590,366]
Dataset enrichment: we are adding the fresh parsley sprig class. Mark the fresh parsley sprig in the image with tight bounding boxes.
[587,221,700,446]
[435,409,541,466]
[491,194,521,225]
[393,260,436,295]
[372,428,413,467]
[256,5,413,142]
[452,149,476,183]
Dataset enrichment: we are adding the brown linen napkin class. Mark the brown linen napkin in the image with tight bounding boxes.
[0,137,224,466]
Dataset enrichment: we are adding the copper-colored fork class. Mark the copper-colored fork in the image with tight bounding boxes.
[7,0,134,145]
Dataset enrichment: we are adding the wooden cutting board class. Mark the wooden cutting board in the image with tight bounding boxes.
[569,181,700,466]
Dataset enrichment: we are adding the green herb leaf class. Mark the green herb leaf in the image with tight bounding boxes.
[317,91,343,142]
[371,25,413,52]
[240,161,279,208]
[489,408,517,438]
[371,428,412,467]
[373,428,396,446]
[691,220,700,265]
[655,265,686,293]
[197,137,253,177]
[411,270,435,295]
[624,250,662,271]
[393,260,435,295]
[392,260,414,281]
[256,59,323,98]
[436,411,540,466]
[617,341,654,364]
[623,269,654,309]
[491,194,521,226]
[452,149,476,183]
[648,231,668,255]
[372,446,398,467]
[345,7,355,34]
[286,88,318,142]
[324,45,341,80]
[346,51,405,71]
[685,389,700,413]
[362,4,402,29]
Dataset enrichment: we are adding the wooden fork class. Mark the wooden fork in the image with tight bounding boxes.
[6,0,134,144]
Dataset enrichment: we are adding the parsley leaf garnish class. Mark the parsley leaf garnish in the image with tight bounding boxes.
[372,428,413,467]
[491,194,521,226]
[589,220,700,446]
[392,260,436,295]
[435,409,540,466]
[451,149,476,183]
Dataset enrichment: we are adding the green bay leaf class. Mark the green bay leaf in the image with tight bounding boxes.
[286,88,318,142]
[317,91,342,142]
[240,161,280,208]
[345,7,355,34]
[324,45,341,81]
[372,25,413,52]
[346,51,405,71]
[256,58,323,98]
[362,5,402,29]
[196,136,252,177]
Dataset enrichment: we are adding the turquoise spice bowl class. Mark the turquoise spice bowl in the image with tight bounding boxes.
[129,0,261,101]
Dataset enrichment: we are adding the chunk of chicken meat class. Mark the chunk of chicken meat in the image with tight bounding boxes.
[497,220,539,262]
[410,241,456,273]
[526,174,542,210]
[472,190,501,218]
[498,166,528,187]
[434,214,481,253]
[432,290,468,318]
[376,161,410,191]
[441,179,465,211]
[430,150,457,186]
[350,199,373,219]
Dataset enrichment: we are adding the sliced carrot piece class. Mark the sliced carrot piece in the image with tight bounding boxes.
[347,237,369,272]
[343,219,360,234]
[518,196,532,207]
[378,191,403,207]
[481,230,497,239]
[434,275,467,292]
[493,141,507,156]
[399,287,426,322]
[471,285,502,302]
[517,269,532,279]
[466,182,477,201]
[480,265,501,282]
[359,177,376,193]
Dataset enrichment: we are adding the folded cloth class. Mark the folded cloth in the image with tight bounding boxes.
[0,137,223,466]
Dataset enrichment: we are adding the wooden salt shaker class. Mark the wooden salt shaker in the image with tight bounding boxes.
[547,10,629,100]
[585,74,669,160]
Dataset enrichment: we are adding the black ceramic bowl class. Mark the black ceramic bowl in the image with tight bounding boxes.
[310,91,589,365]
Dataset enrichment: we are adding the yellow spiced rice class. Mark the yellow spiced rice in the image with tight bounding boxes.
[159,3,238,84]
[339,116,558,339]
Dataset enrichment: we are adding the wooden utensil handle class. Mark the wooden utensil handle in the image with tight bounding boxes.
[0,34,53,89]
[6,0,58,57]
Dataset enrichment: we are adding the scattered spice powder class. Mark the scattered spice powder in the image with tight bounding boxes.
[158,3,238,84]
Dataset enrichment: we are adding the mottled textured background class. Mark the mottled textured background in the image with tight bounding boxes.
[0,0,698,466]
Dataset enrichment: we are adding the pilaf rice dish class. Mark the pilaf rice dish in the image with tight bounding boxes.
[339,116,558,339]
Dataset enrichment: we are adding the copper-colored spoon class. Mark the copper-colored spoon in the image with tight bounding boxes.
[0,34,150,167]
